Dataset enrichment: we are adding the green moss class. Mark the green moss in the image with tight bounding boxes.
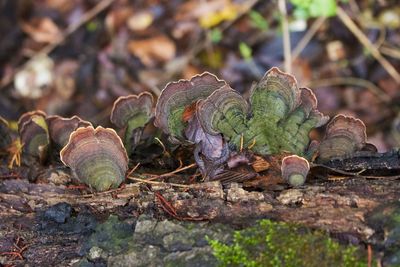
[208,219,367,267]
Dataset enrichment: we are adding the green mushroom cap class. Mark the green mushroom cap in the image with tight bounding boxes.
[281,155,310,187]
[60,126,128,191]
[154,72,226,142]
[18,110,50,163]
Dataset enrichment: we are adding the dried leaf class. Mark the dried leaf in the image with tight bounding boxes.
[21,17,62,44]
[128,35,176,67]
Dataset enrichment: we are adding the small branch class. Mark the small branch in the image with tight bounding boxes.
[336,6,400,84]
[380,45,400,60]
[278,0,291,73]
[42,0,115,55]
[148,163,197,181]
[127,176,192,188]
[292,16,326,61]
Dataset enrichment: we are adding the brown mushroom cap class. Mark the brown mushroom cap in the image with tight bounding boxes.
[46,115,92,148]
[317,115,367,162]
[18,110,49,162]
[281,155,310,187]
[60,126,128,191]
[110,92,154,129]
[18,110,47,130]
[154,72,226,141]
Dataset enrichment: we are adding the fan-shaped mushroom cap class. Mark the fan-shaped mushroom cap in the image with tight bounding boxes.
[154,72,226,141]
[281,155,310,187]
[246,68,328,155]
[46,115,92,148]
[60,126,128,191]
[317,115,367,162]
[250,67,301,122]
[197,85,248,140]
[0,116,11,150]
[18,110,49,162]
[110,92,154,129]
[18,110,47,129]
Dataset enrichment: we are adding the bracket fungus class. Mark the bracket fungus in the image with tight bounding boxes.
[60,126,128,191]
[18,110,50,163]
[197,67,328,156]
[154,68,330,185]
[154,72,226,142]
[110,92,154,154]
[197,85,249,145]
[316,115,367,162]
[47,115,92,148]
[281,155,310,187]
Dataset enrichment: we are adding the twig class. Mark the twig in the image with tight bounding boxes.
[147,163,197,181]
[380,45,400,59]
[127,176,192,188]
[336,6,400,84]
[43,0,115,55]
[292,16,326,61]
[127,163,140,177]
[307,76,391,103]
[0,0,115,89]
[155,192,178,217]
[154,137,168,156]
[278,0,291,73]
[368,244,372,267]
[312,163,400,180]
[154,191,208,221]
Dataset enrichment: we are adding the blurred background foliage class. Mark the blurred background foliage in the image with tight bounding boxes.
[0,0,400,151]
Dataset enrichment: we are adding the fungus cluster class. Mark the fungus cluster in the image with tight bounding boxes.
[155,67,369,186]
[1,67,371,191]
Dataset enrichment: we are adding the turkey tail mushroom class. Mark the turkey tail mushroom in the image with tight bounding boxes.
[247,67,328,155]
[197,85,249,146]
[18,110,50,163]
[47,115,92,148]
[110,92,154,154]
[316,115,367,162]
[154,72,226,142]
[250,67,300,122]
[60,126,128,192]
[281,155,310,187]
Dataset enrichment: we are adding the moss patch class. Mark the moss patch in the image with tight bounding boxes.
[208,219,367,267]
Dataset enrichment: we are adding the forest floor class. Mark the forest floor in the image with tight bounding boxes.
[1,0,400,266]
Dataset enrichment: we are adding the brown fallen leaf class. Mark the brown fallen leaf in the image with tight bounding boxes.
[105,7,133,33]
[20,17,62,44]
[128,35,176,67]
